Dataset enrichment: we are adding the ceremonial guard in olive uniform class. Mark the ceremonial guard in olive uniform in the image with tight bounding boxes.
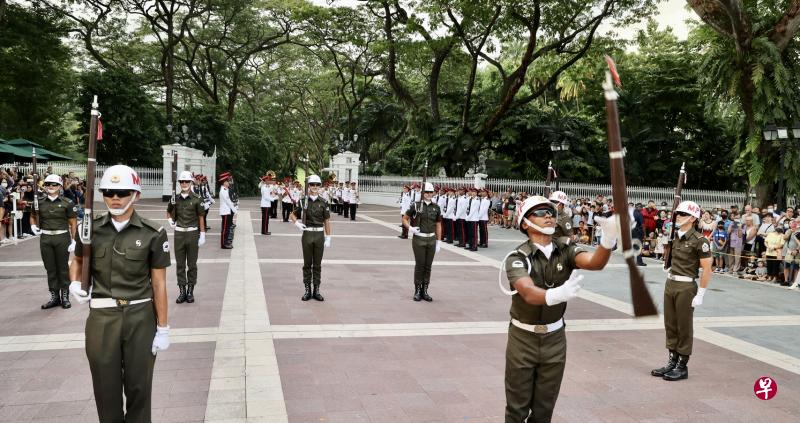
[31,174,77,309]
[219,172,237,249]
[403,182,442,302]
[290,174,332,301]
[69,165,171,423]
[651,200,712,381]
[549,191,573,244]
[502,196,617,422]
[167,171,206,304]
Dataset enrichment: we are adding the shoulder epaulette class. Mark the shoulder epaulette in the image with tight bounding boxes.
[140,217,165,233]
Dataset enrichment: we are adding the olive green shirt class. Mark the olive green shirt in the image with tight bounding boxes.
[669,227,711,278]
[166,193,204,227]
[405,201,442,233]
[75,211,171,300]
[553,214,572,240]
[504,239,586,325]
[293,196,331,227]
[38,195,77,230]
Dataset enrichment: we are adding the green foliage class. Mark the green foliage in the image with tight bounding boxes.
[0,4,74,154]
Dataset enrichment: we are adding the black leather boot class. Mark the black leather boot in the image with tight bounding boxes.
[413,283,422,302]
[176,286,187,304]
[662,354,689,381]
[41,289,60,309]
[312,284,324,301]
[186,285,195,303]
[301,283,312,301]
[651,350,678,377]
[60,289,71,309]
[421,283,433,302]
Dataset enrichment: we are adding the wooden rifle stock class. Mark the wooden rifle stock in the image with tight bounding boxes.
[171,151,178,205]
[602,59,657,317]
[80,96,100,292]
[302,154,310,226]
[663,162,686,271]
[31,148,39,216]
[544,161,554,198]
[414,160,428,225]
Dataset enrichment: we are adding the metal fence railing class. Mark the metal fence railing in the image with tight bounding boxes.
[2,161,164,199]
[356,175,748,209]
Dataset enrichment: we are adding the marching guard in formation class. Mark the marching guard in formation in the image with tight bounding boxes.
[259,174,275,235]
[31,174,77,309]
[167,171,206,304]
[478,188,491,248]
[398,184,412,238]
[290,175,332,301]
[651,200,712,381]
[442,187,457,243]
[549,190,573,245]
[403,182,442,302]
[193,174,214,230]
[348,181,359,220]
[464,188,481,251]
[454,187,468,247]
[218,172,237,249]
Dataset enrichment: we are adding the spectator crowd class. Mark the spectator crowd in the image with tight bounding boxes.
[487,188,800,289]
[1,166,85,244]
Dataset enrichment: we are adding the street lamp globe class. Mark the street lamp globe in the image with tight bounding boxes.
[166,124,173,133]
[550,141,560,152]
[763,123,778,141]
[777,126,789,139]
[353,134,359,142]
[561,140,570,151]
[793,121,800,139]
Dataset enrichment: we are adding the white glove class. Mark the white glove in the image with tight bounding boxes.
[545,270,583,306]
[69,281,90,305]
[409,226,421,234]
[436,240,441,253]
[595,216,618,249]
[198,232,206,246]
[68,239,76,253]
[168,218,176,228]
[294,221,307,231]
[31,225,42,236]
[691,287,706,307]
[324,236,331,248]
[151,325,170,356]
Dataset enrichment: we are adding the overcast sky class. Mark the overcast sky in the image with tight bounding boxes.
[312,0,697,40]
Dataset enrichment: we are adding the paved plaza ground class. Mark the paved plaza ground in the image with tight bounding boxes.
[1,199,799,422]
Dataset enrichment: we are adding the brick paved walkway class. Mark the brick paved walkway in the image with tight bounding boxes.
[0,199,798,422]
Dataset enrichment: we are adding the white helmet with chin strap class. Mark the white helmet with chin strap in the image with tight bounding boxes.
[178,171,194,182]
[99,165,141,216]
[675,200,701,219]
[549,190,570,207]
[423,182,435,192]
[308,174,322,184]
[518,195,558,235]
[44,174,63,186]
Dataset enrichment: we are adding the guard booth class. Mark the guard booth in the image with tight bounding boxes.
[161,144,217,201]
[327,151,361,183]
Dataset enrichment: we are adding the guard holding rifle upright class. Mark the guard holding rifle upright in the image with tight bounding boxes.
[502,196,617,422]
[219,172,237,249]
[69,165,171,423]
[403,182,442,302]
[31,174,77,309]
[290,175,332,301]
[651,200,712,381]
[167,171,206,304]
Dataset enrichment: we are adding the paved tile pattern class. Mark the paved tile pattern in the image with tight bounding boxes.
[0,199,799,422]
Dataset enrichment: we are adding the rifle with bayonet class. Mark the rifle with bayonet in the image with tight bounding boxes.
[80,96,100,292]
[170,150,178,205]
[544,160,556,198]
[31,147,39,218]
[663,162,687,271]
[602,56,657,317]
[413,160,428,225]
[302,154,310,226]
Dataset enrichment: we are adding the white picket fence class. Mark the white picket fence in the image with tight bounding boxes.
[2,161,163,199]
[357,175,748,209]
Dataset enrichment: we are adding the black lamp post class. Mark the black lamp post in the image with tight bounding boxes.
[550,140,570,190]
[764,122,800,210]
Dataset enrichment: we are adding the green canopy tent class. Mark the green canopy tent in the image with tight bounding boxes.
[0,139,42,163]
[2,139,72,161]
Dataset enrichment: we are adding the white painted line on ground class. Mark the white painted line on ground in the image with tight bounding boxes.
[0,258,231,267]
[256,258,489,266]
[695,327,800,375]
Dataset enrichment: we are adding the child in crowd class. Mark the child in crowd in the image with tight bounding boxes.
[712,221,728,273]
[755,259,769,281]
[741,260,759,280]
[641,232,653,257]
[654,229,666,260]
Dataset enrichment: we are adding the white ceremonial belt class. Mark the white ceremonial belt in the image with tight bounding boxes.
[304,227,325,232]
[511,318,564,334]
[174,226,198,232]
[413,232,436,238]
[668,274,695,282]
[41,229,68,235]
[90,298,151,308]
